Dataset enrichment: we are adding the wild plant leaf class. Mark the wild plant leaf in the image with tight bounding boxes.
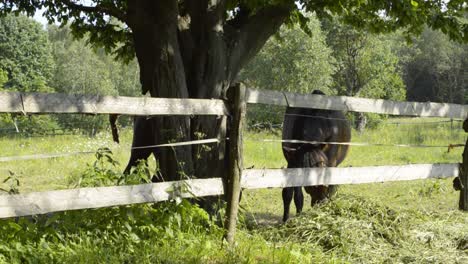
[8,222,22,232]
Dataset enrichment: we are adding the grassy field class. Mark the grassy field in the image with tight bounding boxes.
[0,117,467,263]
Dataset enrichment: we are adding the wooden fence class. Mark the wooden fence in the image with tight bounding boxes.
[0,164,459,218]
[0,86,467,244]
[0,92,229,116]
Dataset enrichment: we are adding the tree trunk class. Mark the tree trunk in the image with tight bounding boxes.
[128,1,193,181]
[126,1,291,208]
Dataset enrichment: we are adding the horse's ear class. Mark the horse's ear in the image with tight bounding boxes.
[312,90,326,95]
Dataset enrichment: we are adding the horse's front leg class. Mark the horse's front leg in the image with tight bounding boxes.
[282,187,294,222]
[293,186,304,215]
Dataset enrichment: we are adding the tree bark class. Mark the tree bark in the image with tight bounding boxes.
[128,0,192,181]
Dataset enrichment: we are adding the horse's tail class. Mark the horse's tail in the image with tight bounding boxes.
[303,148,335,204]
[109,114,120,144]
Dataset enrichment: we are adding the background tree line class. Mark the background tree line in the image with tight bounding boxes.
[240,15,467,130]
[0,14,141,134]
[0,14,466,134]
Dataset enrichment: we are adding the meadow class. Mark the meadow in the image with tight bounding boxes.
[0,117,467,263]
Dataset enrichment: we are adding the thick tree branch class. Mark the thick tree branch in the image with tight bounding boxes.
[228,4,292,81]
[177,14,195,89]
[60,0,128,24]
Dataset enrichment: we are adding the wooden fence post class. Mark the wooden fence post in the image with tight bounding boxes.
[459,119,468,210]
[224,83,246,244]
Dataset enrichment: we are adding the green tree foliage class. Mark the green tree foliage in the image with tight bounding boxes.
[0,69,12,130]
[48,24,141,97]
[357,37,406,101]
[48,25,116,96]
[0,68,7,89]
[0,19,140,134]
[48,24,128,132]
[323,19,406,130]
[239,15,335,127]
[240,15,335,94]
[324,19,405,100]
[0,14,54,92]
[0,14,58,133]
[48,25,140,130]
[2,1,464,64]
[400,28,467,104]
[99,53,141,97]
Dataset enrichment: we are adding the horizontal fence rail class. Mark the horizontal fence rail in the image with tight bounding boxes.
[0,178,224,218]
[0,163,459,218]
[2,89,467,118]
[241,163,459,189]
[246,88,468,119]
[0,92,229,116]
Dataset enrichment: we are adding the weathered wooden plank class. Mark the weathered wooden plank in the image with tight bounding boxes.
[0,92,23,113]
[0,163,460,218]
[246,88,468,119]
[241,163,459,189]
[0,178,224,218]
[0,92,229,116]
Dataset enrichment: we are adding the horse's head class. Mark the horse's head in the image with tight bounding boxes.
[311,90,325,95]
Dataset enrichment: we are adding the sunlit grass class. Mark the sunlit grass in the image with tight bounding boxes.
[0,129,154,192]
[242,117,467,262]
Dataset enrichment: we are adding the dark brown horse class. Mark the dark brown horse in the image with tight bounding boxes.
[282,90,351,222]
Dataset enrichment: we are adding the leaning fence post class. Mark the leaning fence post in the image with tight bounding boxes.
[459,118,468,210]
[224,83,246,244]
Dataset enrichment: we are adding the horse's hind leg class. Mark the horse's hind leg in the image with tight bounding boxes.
[293,186,304,215]
[123,148,152,175]
[282,187,294,222]
[124,117,156,175]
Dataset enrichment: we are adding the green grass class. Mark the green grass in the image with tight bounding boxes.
[0,117,467,263]
[0,129,151,192]
[241,117,467,263]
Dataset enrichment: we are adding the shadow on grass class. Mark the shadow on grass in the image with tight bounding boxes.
[244,211,283,227]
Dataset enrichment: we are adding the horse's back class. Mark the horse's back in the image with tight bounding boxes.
[282,106,351,167]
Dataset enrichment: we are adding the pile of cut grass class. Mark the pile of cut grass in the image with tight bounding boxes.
[251,193,467,263]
